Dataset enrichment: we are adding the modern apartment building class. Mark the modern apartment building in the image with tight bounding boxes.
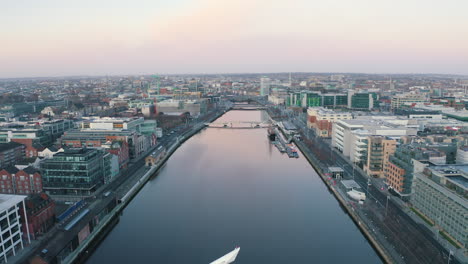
[0,194,30,263]
[412,164,467,251]
[364,136,397,178]
[0,166,42,195]
[385,141,455,196]
[332,119,416,158]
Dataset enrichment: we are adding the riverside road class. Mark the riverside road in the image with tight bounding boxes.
[283,107,460,264]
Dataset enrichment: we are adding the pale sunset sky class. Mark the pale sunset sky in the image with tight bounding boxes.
[1,0,468,77]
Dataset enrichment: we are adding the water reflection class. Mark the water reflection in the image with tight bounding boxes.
[87,111,381,264]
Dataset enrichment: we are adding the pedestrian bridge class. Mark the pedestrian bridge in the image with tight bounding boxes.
[205,121,271,129]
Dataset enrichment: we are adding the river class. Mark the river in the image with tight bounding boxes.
[87,110,381,264]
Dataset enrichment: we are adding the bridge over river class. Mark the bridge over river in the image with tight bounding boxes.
[205,121,271,129]
[87,110,381,264]
[231,104,267,110]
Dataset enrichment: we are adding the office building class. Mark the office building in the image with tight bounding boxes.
[332,119,417,157]
[0,142,25,169]
[156,99,207,117]
[348,91,377,110]
[41,148,104,196]
[60,129,147,159]
[307,107,352,137]
[81,117,144,132]
[386,141,455,196]
[322,93,348,108]
[391,93,427,109]
[412,164,467,251]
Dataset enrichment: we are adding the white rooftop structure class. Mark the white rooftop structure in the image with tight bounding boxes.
[0,194,27,213]
[0,194,30,263]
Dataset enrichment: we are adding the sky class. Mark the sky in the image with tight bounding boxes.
[1,0,468,78]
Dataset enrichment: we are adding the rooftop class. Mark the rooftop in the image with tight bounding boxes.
[282,121,297,130]
[54,148,96,156]
[447,176,468,189]
[82,116,142,123]
[0,194,27,213]
[341,180,362,190]
[0,141,24,152]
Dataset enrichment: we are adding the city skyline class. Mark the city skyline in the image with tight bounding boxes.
[1,0,468,78]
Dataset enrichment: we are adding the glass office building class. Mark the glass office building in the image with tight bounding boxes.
[41,148,104,196]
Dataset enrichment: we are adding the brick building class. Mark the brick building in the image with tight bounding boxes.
[0,166,43,195]
[103,141,130,169]
[20,193,56,240]
[9,138,41,158]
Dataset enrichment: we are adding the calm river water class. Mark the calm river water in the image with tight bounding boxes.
[87,110,381,264]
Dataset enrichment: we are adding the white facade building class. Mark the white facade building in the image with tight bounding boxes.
[391,93,427,109]
[332,119,417,158]
[268,95,285,105]
[81,117,143,132]
[349,130,371,164]
[307,107,353,123]
[0,194,30,263]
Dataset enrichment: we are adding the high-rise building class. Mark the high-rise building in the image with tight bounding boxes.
[260,77,270,96]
